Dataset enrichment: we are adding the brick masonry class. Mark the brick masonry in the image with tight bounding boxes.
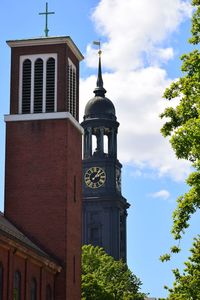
[9,43,80,121]
[4,118,82,299]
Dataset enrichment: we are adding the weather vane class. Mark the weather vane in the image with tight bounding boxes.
[39,2,55,37]
[93,40,102,57]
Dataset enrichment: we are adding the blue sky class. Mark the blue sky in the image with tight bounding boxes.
[0,0,199,298]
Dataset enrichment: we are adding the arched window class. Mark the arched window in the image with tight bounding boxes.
[46,58,55,112]
[30,278,37,300]
[92,135,97,154]
[46,284,52,300]
[13,271,21,300]
[34,58,43,113]
[0,263,3,300]
[104,135,108,154]
[22,59,31,114]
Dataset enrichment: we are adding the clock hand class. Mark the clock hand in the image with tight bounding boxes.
[91,170,102,181]
[96,170,103,177]
[95,170,104,180]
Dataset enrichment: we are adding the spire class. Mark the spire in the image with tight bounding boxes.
[94,49,107,97]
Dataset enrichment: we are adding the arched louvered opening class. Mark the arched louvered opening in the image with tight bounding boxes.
[67,60,77,119]
[0,264,3,300]
[72,68,76,118]
[30,278,37,300]
[34,58,43,113]
[68,65,73,112]
[46,58,55,112]
[22,59,31,114]
[46,285,52,300]
[13,271,21,300]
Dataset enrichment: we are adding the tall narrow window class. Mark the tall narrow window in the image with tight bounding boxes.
[74,176,76,203]
[0,264,3,300]
[92,135,97,155]
[46,58,55,112]
[91,227,99,246]
[22,59,31,114]
[46,285,52,300]
[34,59,43,113]
[73,256,76,284]
[30,278,37,300]
[104,135,108,154]
[13,271,21,300]
[67,59,77,119]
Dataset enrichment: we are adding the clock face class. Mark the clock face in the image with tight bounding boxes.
[85,167,106,189]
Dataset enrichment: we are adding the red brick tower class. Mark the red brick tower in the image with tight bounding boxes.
[4,37,84,299]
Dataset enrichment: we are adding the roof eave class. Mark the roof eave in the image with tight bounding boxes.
[6,36,84,62]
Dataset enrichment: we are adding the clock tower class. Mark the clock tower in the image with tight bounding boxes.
[82,53,130,261]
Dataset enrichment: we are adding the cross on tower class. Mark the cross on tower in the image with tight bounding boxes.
[39,2,55,37]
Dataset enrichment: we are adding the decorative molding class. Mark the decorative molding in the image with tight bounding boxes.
[6,36,84,62]
[4,112,84,134]
[0,234,61,273]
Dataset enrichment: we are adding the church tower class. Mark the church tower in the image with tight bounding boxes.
[4,36,83,299]
[82,52,130,261]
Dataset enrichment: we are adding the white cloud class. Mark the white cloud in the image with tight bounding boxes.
[80,0,192,181]
[150,189,171,200]
[148,47,174,66]
[86,0,192,71]
[80,67,191,181]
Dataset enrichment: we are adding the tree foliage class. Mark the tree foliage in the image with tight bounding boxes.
[166,236,200,299]
[160,0,200,297]
[160,0,200,259]
[81,244,146,300]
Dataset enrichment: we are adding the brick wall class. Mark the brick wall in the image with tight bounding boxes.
[4,117,82,299]
[0,241,55,300]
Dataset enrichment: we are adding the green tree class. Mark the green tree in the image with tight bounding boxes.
[160,0,200,297]
[160,0,200,259]
[166,236,200,299]
[81,244,146,300]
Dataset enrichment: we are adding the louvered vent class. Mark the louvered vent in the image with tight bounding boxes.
[69,65,73,112]
[67,62,77,119]
[34,59,43,113]
[46,58,55,112]
[22,59,31,114]
[72,69,76,118]
[20,54,57,114]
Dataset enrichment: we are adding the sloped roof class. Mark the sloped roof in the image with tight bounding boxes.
[0,212,59,265]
